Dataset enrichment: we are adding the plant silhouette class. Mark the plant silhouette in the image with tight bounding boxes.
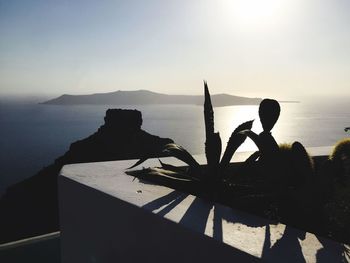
[125,84,350,244]
[127,81,254,193]
[243,98,280,163]
[323,138,350,242]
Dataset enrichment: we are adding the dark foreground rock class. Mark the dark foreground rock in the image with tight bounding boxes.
[0,109,173,243]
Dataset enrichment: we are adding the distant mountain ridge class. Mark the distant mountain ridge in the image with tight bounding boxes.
[42,90,262,106]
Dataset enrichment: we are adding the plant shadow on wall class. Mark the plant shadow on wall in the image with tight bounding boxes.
[126,82,350,250]
[141,190,348,262]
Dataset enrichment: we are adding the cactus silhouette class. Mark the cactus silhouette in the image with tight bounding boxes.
[324,138,350,238]
[259,99,280,133]
[243,99,280,162]
[331,138,350,162]
[329,138,350,182]
[279,142,314,188]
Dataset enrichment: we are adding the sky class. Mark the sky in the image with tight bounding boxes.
[1,0,350,99]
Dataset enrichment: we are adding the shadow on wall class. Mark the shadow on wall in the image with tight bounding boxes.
[142,190,348,262]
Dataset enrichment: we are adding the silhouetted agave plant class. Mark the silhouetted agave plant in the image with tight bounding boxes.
[127,82,254,187]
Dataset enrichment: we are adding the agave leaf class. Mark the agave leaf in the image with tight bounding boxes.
[126,167,195,182]
[126,157,148,170]
[205,132,222,178]
[147,167,194,181]
[204,81,221,172]
[163,143,200,170]
[204,81,214,136]
[159,159,202,180]
[220,120,254,169]
[159,159,180,170]
[240,129,261,149]
[245,151,261,163]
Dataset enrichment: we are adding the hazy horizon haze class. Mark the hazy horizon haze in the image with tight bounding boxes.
[1,0,350,99]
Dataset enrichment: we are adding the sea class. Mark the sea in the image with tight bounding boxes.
[0,96,349,195]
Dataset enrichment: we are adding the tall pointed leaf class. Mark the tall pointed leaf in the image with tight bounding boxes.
[204,81,220,169]
[204,81,214,136]
[220,120,254,169]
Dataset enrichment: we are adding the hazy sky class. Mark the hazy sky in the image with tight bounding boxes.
[1,0,350,99]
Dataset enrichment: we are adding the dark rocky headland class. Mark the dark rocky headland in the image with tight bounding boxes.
[0,109,173,243]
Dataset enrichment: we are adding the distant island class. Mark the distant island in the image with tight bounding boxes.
[42,90,263,107]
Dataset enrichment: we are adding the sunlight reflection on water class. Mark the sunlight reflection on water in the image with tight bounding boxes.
[141,100,349,156]
[215,105,260,152]
[1,98,349,192]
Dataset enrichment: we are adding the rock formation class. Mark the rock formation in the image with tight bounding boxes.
[0,109,173,243]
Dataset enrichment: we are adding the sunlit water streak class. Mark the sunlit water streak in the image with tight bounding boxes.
[0,98,349,193]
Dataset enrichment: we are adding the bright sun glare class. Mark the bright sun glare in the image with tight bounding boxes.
[223,0,294,32]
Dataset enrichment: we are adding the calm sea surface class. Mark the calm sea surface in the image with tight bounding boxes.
[0,97,349,194]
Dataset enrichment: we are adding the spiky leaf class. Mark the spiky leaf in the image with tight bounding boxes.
[241,129,260,149]
[159,159,182,171]
[163,143,200,170]
[220,120,254,169]
[158,159,200,180]
[203,81,222,174]
[245,151,261,163]
[127,157,149,169]
[204,81,214,136]
[126,167,196,182]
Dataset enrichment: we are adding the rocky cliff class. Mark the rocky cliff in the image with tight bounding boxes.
[0,109,173,243]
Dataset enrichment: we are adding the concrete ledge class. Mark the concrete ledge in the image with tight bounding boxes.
[0,232,60,250]
[58,152,348,263]
[0,232,60,263]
